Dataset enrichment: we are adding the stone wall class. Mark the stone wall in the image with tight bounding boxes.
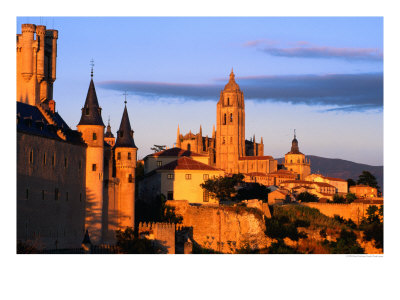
[166,200,268,253]
[302,202,382,225]
[138,222,175,254]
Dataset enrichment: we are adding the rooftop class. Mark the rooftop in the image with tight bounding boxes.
[147,147,207,158]
[157,156,223,171]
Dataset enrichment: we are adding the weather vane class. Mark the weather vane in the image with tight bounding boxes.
[90,59,95,78]
[123,91,128,105]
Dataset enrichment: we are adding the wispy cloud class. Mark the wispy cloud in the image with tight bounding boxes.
[243,39,383,61]
[261,46,383,61]
[98,72,383,112]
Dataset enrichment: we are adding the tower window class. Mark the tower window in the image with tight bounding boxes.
[157,161,162,167]
[222,137,225,145]
[64,157,68,168]
[128,152,131,160]
[227,98,230,105]
[29,149,33,164]
[92,164,96,171]
[26,189,29,200]
[43,153,46,165]
[55,188,59,200]
[230,137,233,144]
[93,133,97,140]
[223,114,226,125]
[230,113,233,122]
[187,144,191,151]
[117,152,121,160]
[52,154,55,166]
[128,174,133,183]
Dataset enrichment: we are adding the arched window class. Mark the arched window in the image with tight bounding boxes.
[227,97,230,105]
[223,114,226,125]
[230,113,233,122]
[187,144,191,151]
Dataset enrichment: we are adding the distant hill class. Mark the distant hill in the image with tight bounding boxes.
[277,155,383,190]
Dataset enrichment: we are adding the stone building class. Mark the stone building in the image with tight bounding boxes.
[306,174,348,194]
[17,23,138,249]
[177,70,277,175]
[283,132,311,180]
[349,185,378,199]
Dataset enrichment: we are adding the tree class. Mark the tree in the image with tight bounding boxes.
[236,183,270,202]
[345,193,357,204]
[359,205,383,249]
[115,227,161,254]
[357,171,380,192]
[347,178,356,187]
[327,229,364,254]
[332,194,346,203]
[200,174,244,202]
[150,145,166,153]
[297,191,319,202]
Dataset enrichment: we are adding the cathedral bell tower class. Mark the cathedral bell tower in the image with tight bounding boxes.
[114,101,137,229]
[216,69,245,173]
[77,67,105,244]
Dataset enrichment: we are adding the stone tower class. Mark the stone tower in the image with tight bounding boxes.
[114,103,138,229]
[284,131,311,180]
[216,69,245,173]
[77,74,105,244]
[16,24,58,107]
[104,118,115,147]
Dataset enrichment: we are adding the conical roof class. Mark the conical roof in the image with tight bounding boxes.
[104,119,114,138]
[115,105,137,148]
[223,69,241,92]
[78,79,105,126]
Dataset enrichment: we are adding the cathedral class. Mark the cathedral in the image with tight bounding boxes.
[16,23,138,248]
[177,69,278,175]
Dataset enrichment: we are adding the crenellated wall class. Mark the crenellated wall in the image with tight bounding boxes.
[138,222,176,254]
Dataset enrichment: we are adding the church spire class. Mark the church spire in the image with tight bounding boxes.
[77,73,104,126]
[212,124,216,139]
[290,129,300,153]
[115,104,136,148]
[176,124,181,148]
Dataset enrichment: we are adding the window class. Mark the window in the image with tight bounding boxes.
[128,152,131,160]
[230,137,233,144]
[157,161,162,167]
[185,174,192,180]
[203,190,209,202]
[203,174,209,180]
[167,174,174,179]
[187,144,191,151]
[43,153,46,165]
[227,97,230,105]
[93,132,97,140]
[52,154,55,167]
[64,157,68,168]
[167,191,173,200]
[55,188,59,200]
[222,137,225,145]
[29,149,33,164]
[117,152,121,160]
[26,189,29,200]
[92,164,96,171]
[230,113,233,122]
[66,192,69,201]
[223,114,226,125]
[42,190,45,200]
[128,174,133,183]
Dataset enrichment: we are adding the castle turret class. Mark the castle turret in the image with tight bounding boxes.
[104,118,115,147]
[176,124,181,148]
[284,130,311,180]
[114,103,137,229]
[216,69,245,173]
[77,72,105,244]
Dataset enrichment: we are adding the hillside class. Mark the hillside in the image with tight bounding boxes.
[278,155,383,190]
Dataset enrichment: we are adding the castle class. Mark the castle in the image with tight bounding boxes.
[17,23,137,248]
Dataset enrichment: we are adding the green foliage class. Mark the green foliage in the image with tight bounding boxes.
[236,183,270,202]
[136,194,182,224]
[332,194,346,203]
[200,174,244,201]
[297,192,319,203]
[235,242,260,254]
[319,228,327,238]
[326,229,364,254]
[267,240,299,254]
[115,227,161,254]
[345,193,357,203]
[333,215,357,229]
[347,178,356,187]
[359,205,383,249]
[357,171,380,193]
[265,215,307,242]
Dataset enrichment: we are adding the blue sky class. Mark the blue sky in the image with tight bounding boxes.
[16,17,383,165]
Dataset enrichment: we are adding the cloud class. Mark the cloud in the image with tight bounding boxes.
[98,72,383,112]
[260,46,383,61]
[242,39,278,47]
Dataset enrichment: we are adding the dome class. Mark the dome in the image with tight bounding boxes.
[223,69,241,92]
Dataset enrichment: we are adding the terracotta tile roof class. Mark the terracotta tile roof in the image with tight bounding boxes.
[246,172,268,177]
[157,156,223,171]
[323,176,346,182]
[318,192,335,196]
[351,185,375,188]
[239,155,274,160]
[280,180,334,188]
[271,189,290,195]
[147,147,207,158]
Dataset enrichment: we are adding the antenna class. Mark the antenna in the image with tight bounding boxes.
[294,129,296,139]
[90,59,95,78]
